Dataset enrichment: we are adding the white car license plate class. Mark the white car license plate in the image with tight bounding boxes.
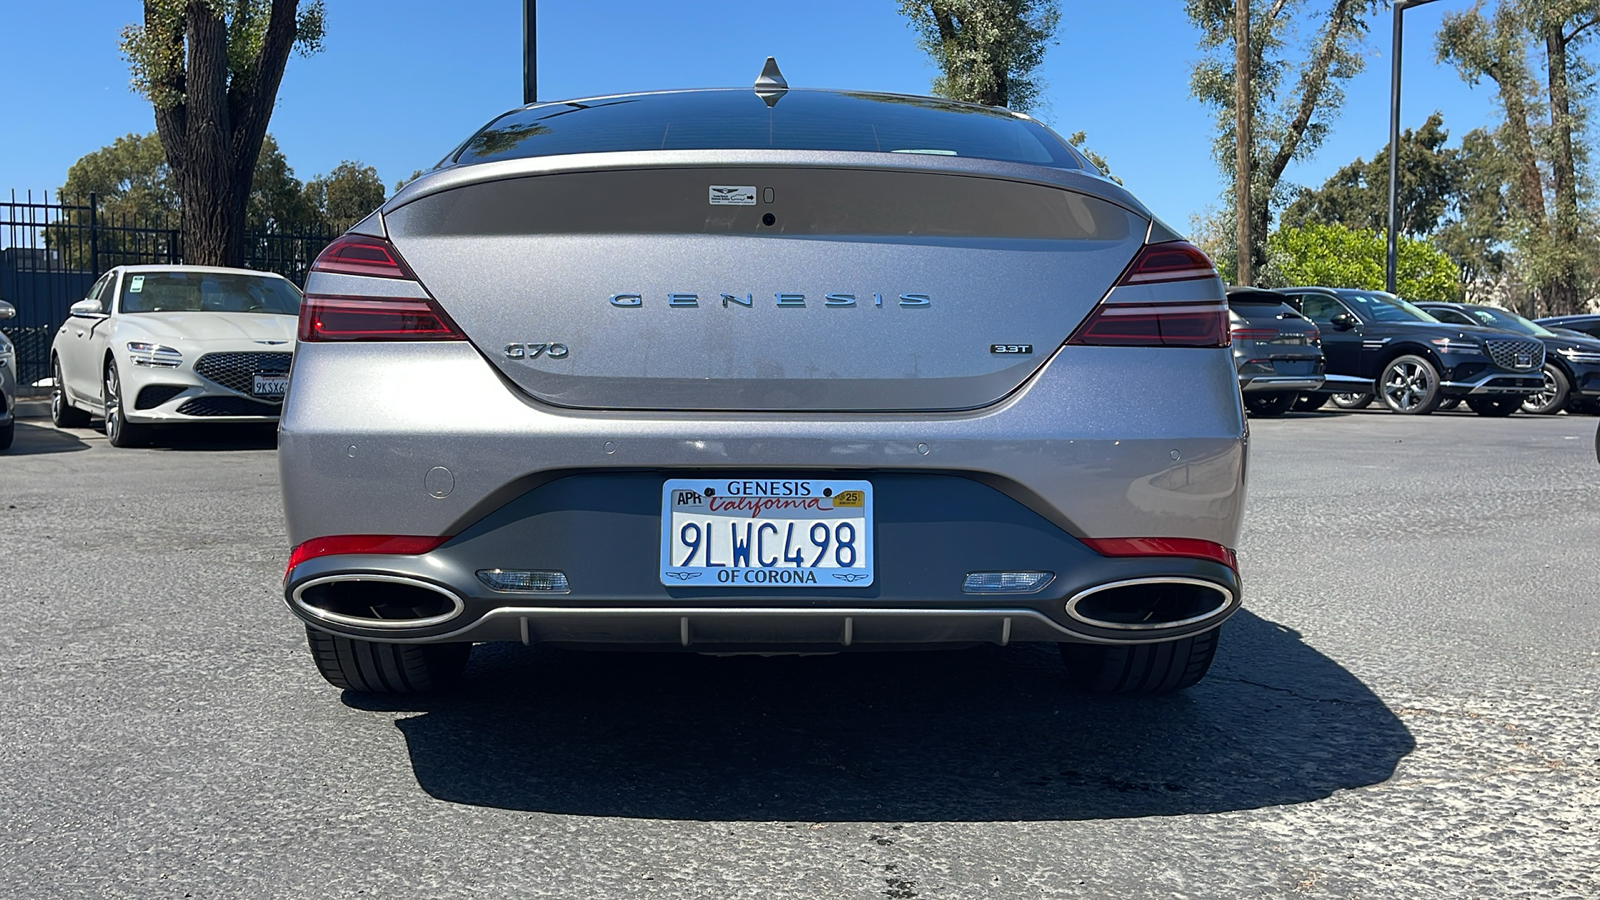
[660,478,873,588]
[253,374,289,399]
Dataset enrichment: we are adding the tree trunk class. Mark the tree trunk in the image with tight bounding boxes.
[1234,0,1252,285]
[1543,23,1582,316]
[146,0,301,268]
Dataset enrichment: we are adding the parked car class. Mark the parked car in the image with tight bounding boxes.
[280,66,1248,696]
[1535,314,1600,341]
[50,266,300,446]
[1418,301,1600,415]
[1276,287,1545,416]
[1226,286,1324,416]
[0,299,16,450]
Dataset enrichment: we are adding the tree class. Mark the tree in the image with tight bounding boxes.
[303,161,387,233]
[896,0,1061,111]
[250,134,322,234]
[1280,112,1462,236]
[1437,0,1600,316]
[1187,0,1384,276]
[1265,222,1462,300]
[120,0,325,267]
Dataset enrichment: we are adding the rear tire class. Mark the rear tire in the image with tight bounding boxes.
[1292,393,1328,412]
[1330,391,1373,409]
[305,626,471,693]
[51,357,90,428]
[1378,355,1442,415]
[1059,629,1220,694]
[0,418,12,450]
[1466,396,1522,417]
[1243,391,1297,417]
[1438,397,1461,410]
[1521,364,1571,415]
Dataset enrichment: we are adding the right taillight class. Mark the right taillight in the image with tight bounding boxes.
[1068,241,1227,348]
[300,234,465,342]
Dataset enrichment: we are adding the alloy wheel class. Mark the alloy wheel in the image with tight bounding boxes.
[103,364,123,443]
[51,360,65,420]
[1382,361,1432,412]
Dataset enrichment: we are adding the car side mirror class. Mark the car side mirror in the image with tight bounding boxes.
[69,298,106,318]
[0,300,15,320]
[1329,312,1357,330]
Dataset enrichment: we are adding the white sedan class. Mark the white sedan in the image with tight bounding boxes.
[50,265,300,447]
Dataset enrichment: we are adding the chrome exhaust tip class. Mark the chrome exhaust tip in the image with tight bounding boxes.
[292,574,465,630]
[1064,577,1234,631]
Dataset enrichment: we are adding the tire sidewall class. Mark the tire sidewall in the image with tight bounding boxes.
[1521,363,1571,415]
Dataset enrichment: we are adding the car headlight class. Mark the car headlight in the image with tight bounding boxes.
[1556,346,1600,364]
[1429,337,1481,355]
[127,342,183,368]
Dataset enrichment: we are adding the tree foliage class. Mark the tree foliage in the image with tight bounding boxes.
[1280,112,1462,236]
[1437,0,1600,316]
[1187,0,1384,276]
[52,130,383,267]
[1266,223,1463,301]
[120,0,326,267]
[896,0,1060,111]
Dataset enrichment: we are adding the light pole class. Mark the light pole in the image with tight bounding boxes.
[523,0,537,105]
[1386,0,1441,293]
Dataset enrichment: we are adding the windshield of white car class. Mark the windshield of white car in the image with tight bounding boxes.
[1337,291,1440,324]
[1458,306,1557,337]
[118,272,301,315]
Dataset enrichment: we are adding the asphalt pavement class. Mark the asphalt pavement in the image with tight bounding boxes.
[0,409,1596,898]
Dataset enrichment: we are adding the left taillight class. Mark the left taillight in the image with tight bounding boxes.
[300,234,465,342]
[1068,241,1228,348]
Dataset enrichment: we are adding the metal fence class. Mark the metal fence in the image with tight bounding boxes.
[0,190,333,388]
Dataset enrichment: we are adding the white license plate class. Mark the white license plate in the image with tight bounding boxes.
[253,374,289,399]
[660,478,873,588]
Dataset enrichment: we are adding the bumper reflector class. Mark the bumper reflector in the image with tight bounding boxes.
[962,571,1055,594]
[477,569,571,593]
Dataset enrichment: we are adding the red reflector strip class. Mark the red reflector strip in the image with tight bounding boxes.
[299,294,465,342]
[285,535,452,579]
[1230,327,1279,341]
[1081,537,1238,571]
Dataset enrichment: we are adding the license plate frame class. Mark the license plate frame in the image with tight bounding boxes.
[253,373,289,400]
[659,478,874,588]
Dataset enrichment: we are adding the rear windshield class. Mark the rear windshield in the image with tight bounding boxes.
[118,271,301,315]
[452,89,1085,170]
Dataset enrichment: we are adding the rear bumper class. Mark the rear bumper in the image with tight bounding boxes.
[1239,375,1325,392]
[284,471,1243,647]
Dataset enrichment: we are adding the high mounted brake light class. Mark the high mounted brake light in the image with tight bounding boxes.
[301,235,465,341]
[1068,241,1228,348]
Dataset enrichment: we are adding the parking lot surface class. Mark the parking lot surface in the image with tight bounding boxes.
[1,411,1596,898]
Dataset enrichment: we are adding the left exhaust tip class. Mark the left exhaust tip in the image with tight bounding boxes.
[292,574,464,630]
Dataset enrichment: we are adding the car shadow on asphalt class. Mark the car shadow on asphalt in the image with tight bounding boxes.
[147,423,278,451]
[345,609,1414,822]
[3,421,91,455]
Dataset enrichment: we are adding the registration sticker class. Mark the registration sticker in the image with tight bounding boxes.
[660,478,873,588]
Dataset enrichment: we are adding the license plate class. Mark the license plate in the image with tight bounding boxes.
[253,374,289,399]
[660,478,874,588]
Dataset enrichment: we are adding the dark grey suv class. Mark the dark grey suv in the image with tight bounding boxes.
[1227,287,1325,416]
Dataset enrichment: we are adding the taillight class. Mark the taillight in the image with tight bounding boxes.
[1230,327,1278,342]
[285,534,452,581]
[1068,241,1227,348]
[300,234,465,341]
[1080,537,1238,572]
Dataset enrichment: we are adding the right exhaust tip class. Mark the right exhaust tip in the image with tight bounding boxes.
[1065,577,1234,631]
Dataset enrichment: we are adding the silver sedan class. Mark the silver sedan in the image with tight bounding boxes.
[280,64,1248,696]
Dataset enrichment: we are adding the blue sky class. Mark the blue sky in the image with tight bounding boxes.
[0,1,1496,231]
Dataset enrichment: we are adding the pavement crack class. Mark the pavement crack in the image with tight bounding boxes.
[1235,677,1377,706]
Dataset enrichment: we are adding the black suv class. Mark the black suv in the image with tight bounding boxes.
[1419,302,1600,415]
[1277,287,1545,415]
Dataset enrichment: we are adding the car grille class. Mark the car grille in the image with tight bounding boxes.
[135,384,187,410]
[176,396,282,417]
[193,352,292,396]
[1484,339,1545,372]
